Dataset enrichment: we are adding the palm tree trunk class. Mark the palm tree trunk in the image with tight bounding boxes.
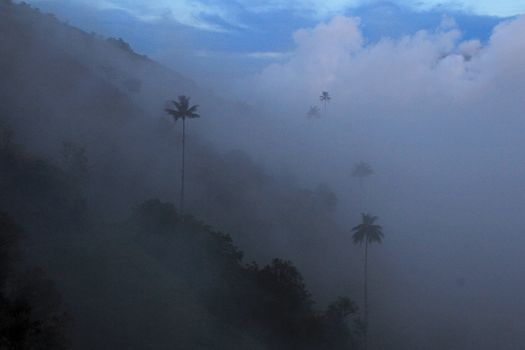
[359,177,364,202]
[180,117,186,216]
[364,239,369,350]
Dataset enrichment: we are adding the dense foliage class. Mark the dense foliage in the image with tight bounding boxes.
[134,199,361,349]
[0,213,69,349]
[0,130,361,348]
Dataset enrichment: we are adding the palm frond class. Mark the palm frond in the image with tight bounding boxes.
[166,108,183,121]
[166,95,200,120]
[320,91,331,101]
[351,213,384,246]
[172,100,182,110]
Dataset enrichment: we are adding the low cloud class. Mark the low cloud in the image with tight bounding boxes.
[241,14,525,122]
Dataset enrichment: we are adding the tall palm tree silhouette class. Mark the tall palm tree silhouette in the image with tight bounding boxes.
[352,213,384,350]
[166,95,200,215]
[320,91,331,111]
[352,161,374,208]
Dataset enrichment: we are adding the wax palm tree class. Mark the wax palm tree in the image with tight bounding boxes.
[352,161,374,208]
[320,91,331,111]
[352,213,384,350]
[352,161,373,182]
[166,95,200,215]
[306,106,321,119]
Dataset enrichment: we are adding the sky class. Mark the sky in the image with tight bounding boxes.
[22,0,518,86]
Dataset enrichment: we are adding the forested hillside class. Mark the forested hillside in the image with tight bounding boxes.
[0,1,362,348]
[0,0,350,271]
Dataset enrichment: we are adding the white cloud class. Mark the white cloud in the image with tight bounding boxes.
[193,13,525,347]
[30,0,243,31]
[242,51,293,60]
[230,16,525,254]
[239,13,525,126]
[134,0,243,31]
[193,50,292,60]
[242,16,365,101]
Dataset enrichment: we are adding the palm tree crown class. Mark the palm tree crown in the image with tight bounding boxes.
[320,91,331,103]
[352,161,374,179]
[165,95,200,121]
[306,106,321,119]
[352,213,383,245]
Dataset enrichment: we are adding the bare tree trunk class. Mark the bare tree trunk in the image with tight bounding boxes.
[364,239,369,350]
[180,117,186,216]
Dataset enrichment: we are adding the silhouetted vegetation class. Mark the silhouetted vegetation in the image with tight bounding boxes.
[134,199,361,349]
[0,212,69,349]
[0,113,360,348]
[307,106,321,119]
[352,213,384,350]
[352,161,374,209]
[0,139,88,236]
[166,96,200,215]
[352,161,374,181]
[320,91,331,111]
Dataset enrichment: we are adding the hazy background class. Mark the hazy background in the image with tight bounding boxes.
[5,0,525,349]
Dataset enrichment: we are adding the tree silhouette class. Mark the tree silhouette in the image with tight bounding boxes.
[0,212,69,349]
[352,213,384,350]
[352,161,373,181]
[166,95,200,215]
[320,91,331,111]
[323,297,360,348]
[352,161,374,208]
[134,199,359,349]
[306,106,321,119]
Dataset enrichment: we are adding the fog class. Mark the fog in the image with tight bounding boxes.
[233,15,525,349]
[2,1,525,349]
